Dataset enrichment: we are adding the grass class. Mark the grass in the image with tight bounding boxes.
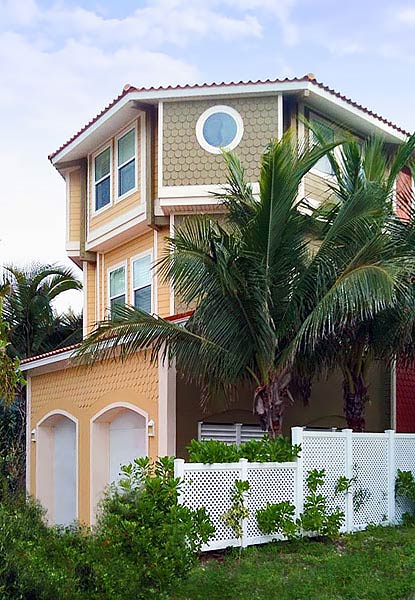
[171,525,415,600]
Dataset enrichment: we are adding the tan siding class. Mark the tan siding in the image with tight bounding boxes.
[29,353,159,524]
[163,96,278,186]
[88,118,142,235]
[152,115,158,200]
[304,171,334,203]
[68,169,81,243]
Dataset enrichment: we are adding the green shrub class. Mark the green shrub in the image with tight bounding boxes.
[256,469,344,541]
[187,435,300,464]
[256,501,298,540]
[0,458,214,600]
[395,469,415,524]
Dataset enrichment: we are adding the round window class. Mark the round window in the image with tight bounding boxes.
[196,105,244,154]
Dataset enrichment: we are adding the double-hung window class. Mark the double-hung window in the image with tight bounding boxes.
[94,147,111,211]
[132,254,152,313]
[310,118,335,176]
[109,265,126,315]
[117,128,136,198]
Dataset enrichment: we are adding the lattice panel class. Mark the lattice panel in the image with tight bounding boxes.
[395,436,415,521]
[352,436,389,527]
[246,466,296,538]
[301,435,347,514]
[181,468,240,544]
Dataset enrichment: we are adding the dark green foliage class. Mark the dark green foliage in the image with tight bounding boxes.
[298,469,344,537]
[256,501,298,539]
[395,469,415,523]
[0,400,25,497]
[256,469,344,541]
[0,458,214,600]
[186,436,300,463]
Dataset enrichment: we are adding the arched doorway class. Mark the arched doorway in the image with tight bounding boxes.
[90,403,147,522]
[36,411,77,525]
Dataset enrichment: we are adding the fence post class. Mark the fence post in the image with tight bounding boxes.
[236,423,242,447]
[385,429,396,525]
[291,427,304,520]
[343,428,354,532]
[239,458,249,548]
[174,458,185,505]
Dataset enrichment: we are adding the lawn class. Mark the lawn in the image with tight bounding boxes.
[172,526,415,600]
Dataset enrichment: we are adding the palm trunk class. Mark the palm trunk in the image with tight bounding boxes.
[253,370,293,438]
[342,365,368,432]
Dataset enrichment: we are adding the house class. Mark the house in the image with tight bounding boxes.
[20,74,415,526]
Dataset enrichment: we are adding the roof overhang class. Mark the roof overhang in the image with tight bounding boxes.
[50,78,408,170]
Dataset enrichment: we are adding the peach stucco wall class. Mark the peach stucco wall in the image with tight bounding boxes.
[29,352,158,524]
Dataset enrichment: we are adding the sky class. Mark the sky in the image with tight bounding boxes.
[1,0,415,312]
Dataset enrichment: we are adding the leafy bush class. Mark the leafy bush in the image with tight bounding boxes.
[221,479,250,540]
[395,469,415,524]
[256,501,298,539]
[298,469,344,537]
[256,469,344,541]
[187,435,300,464]
[0,458,214,600]
[93,456,214,599]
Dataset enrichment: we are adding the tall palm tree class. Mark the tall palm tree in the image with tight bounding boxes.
[313,136,415,430]
[2,264,82,359]
[77,132,415,437]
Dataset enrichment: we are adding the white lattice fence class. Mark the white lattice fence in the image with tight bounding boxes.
[175,428,415,552]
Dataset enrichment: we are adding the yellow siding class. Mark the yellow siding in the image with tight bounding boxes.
[102,231,154,315]
[88,117,143,235]
[86,262,96,333]
[29,353,159,524]
[68,169,81,243]
[157,227,170,317]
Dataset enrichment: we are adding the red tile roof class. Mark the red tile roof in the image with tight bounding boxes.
[20,312,193,365]
[48,74,410,162]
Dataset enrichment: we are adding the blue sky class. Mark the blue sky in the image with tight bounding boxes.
[1,0,415,311]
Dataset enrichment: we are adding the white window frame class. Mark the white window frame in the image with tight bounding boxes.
[92,143,113,215]
[115,121,139,202]
[195,105,244,154]
[130,250,154,314]
[308,113,337,181]
[107,260,128,315]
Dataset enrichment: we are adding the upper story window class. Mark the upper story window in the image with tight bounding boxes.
[94,147,111,211]
[310,117,335,176]
[117,128,136,198]
[132,253,152,313]
[196,105,244,154]
[109,265,126,315]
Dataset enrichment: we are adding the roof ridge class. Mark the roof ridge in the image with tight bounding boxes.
[48,75,409,162]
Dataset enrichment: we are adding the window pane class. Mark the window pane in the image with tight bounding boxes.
[133,255,151,288]
[110,267,125,297]
[110,295,125,316]
[203,112,237,147]
[118,159,135,196]
[311,119,335,175]
[134,286,151,313]
[118,129,135,166]
[95,147,111,181]
[95,176,111,210]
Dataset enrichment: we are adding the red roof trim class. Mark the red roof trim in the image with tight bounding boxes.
[20,343,81,365]
[48,74,410,162]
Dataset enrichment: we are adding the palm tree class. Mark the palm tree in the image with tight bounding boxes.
[2,264,82,359]
[77,132,415,437]
[313,136,415,430]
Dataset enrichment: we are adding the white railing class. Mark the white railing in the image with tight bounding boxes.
[174,427,415,551]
